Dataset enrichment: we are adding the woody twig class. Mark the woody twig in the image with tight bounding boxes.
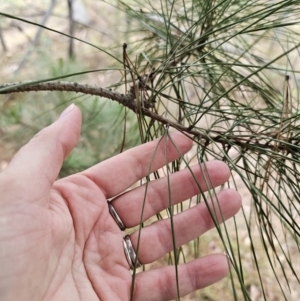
[0,80,299,154]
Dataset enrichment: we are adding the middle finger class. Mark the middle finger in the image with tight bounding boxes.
[111,161,230,228]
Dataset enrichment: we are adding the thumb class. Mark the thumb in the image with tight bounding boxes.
[4,104,81,197]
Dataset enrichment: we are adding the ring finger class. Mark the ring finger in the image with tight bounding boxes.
[128,189,241,264]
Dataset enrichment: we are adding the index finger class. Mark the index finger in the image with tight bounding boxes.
[82,132,192,198]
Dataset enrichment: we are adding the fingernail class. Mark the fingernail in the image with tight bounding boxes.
[59,103,75,119]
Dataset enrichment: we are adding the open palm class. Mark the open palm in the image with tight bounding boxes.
[0,105,241,301]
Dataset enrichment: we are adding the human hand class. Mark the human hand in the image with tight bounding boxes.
[0,104,241,301]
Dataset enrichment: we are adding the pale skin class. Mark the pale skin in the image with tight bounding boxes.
[0,104,241,301]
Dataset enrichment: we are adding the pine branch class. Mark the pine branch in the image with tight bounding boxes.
[1,80,299,154]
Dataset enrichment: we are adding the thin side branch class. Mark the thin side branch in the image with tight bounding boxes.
[0,80,298,154]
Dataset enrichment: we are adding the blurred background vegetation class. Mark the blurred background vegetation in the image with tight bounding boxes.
[0,0,141,175]
[1,1,300,300]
